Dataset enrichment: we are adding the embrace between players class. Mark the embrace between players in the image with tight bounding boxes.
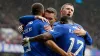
[18,3,92,56]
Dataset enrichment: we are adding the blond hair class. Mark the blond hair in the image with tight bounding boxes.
[61,3,74,10]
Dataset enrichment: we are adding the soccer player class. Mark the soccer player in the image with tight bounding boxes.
[44,7,57,26]
[18,7,57,32]
[23,3,92,56]
[21,3,72,56]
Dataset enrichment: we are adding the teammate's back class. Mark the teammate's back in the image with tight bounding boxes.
[22,3,53,56]
[23,19,51,56]
[50,22,85,56]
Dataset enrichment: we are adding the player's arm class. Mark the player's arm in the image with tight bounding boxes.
[74,26,92,45]
[83,32,92,45]
[45,40,71,56]
[19,15,35,25]
[22,32,52,43]
[39,23,72,56]
[22,32,64,55]
[23,26,64,43]
[22,26,73,56]
[19,15,49,25]
[23,32,73,56]
[35,16,49,23]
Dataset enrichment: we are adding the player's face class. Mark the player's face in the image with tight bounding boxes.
[44,12,56,25]
[61,5,74,17]
[44,12,55,20]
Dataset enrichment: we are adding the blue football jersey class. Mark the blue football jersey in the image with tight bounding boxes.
[50,22,87,56]
[23,19,53,56]
[53,22,92,45]
[72,23,92,45]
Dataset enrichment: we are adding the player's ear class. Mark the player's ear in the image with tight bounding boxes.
[60,10,62,13]
[60,10,63,15]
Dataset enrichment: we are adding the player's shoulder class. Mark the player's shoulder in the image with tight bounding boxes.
[74,23,83,28]
[54,23,67,30]
[74,23,83,27]
[20,15,34,18]
[74,23,81,26]
[53,21,60,26]
[33,19,49,26]
[53,21,69,27]
[19,15,35,25]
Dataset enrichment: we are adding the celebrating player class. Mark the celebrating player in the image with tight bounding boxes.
[23,3,92,56]
[20,3,73,56]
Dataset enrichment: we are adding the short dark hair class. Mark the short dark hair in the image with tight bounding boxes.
[31,3,44,15]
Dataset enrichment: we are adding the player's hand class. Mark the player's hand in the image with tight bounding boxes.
[22,37,29,46]
[35,16,50,24]
[64,52,74,56]
[18,25,23,33]
[44,25,52,31]
[74,28,86,36]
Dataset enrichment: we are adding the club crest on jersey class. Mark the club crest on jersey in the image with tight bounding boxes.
[26,21,33,26]
[69,26,80,33]
[73,26,78,29]
[69,26,77,33]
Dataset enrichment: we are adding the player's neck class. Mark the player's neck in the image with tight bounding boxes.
[35,15,42,16]
[35,13,42,16]
[60,16,74,24]
[63,19,74,25]
[67,19,74,25]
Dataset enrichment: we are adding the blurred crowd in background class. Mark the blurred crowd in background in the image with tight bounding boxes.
[0,0,100,56]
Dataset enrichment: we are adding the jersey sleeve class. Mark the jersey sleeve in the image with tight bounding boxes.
[84,32,93,45]
[75,23,93,45]
[49,26,66,40]
[19,15,35,25]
